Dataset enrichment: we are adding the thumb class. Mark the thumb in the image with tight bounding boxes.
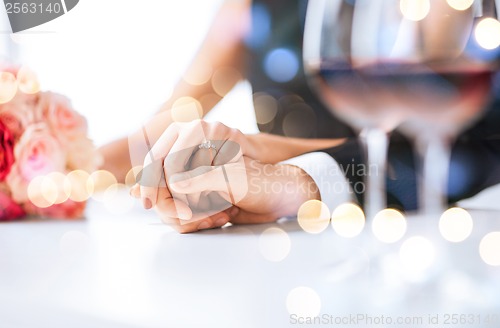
[169,163,248,203]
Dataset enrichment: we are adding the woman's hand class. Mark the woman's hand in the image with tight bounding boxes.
[131,120,320,233]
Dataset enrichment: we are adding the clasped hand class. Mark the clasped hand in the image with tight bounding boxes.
[130,120,319,233]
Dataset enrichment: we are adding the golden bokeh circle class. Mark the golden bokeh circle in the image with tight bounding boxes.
[297,200,330,234]
[64,170,92,202]
[479,232,500,266]
[171,96,203,122]
[399,236,435,272]
[400,0,430,21]
[211,67,242,97]
[446,0,474,11]
[286,286,321,317]
[46,171,70,204]
[88,170,117,201]
[0,71,18,104]
[253,93,278,125]
[331,203,365,238]
[125,165,143,187]
[258,227,291,262]
[17,66,40,94]
[439,207,473,243]
[475,18,500,50]
[28,175,56,208]
[372,209,407,243]
[183,56,213,86]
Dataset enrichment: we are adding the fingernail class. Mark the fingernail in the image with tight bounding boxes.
[215,217,228,227]
[143,198,152,209]
[197,221,211,230]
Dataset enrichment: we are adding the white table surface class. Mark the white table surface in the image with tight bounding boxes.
[0,189,499,328]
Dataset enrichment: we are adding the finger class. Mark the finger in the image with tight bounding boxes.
[207,192,231,211]
[129,183,140,198]
[159,211,231,233]
[169,163,248,203]
[212,139,242,166]
[162,162,190,211]
[156,186,192,220]
[140,123,180,209]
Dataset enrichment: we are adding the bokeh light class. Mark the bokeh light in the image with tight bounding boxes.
[88,170,117,201]
[171,96,203,122]
[103,183,135,215]
[258,227,291,262]
[439,207,473,242]
[211,67,241,97]
[331,203,365,238]
[17,66,40,94]
[297,200,330,234]
[199,93,221,113]
[182,55,213,86]
[244,3,271,49]
[372,209,407,243]
[263,48,299,83]
[399,236,436,272]
[0,71,18,104]
[282,103,316,138]
[475,18,500,50]
[446,0,474,11]
[400,0,430,21]
[253,93,278,125]
[46,172,70,204]
[479,232,500,266]
[125,165,143,187]
[64,170,92,202]
[27,175,57,208]
[286,286,321,317]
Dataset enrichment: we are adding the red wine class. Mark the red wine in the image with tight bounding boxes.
[307,61,493,134]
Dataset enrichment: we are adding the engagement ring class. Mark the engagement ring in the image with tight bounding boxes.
[198,140,217,150]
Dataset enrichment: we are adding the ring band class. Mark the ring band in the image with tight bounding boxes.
[198,140,217,150]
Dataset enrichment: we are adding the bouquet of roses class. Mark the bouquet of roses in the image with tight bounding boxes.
[0,65,101,221]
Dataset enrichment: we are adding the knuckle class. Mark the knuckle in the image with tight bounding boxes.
[229,127,241,139]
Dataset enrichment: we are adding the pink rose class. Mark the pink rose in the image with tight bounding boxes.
[24,199,86,219]
[0,191,25,221]
[6,123,65,202]
[0,120,15,181]
[37,92,87,140]
[0,62,19,77]
[0,92,38,140]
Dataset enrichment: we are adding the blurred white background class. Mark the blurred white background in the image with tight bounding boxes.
[0,0,257,146]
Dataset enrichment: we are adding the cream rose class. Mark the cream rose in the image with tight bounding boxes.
[37,92,88,140]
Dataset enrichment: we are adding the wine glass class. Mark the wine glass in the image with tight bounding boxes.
[303,0,499,217]
[303,0,399,219]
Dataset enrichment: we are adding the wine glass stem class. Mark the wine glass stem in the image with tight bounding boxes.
[415,134,451,216]
[360,128,388,220]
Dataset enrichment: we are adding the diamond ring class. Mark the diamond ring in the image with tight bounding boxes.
[198,140,217,151]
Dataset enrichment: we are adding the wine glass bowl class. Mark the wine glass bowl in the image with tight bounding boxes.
[303,0,499,215]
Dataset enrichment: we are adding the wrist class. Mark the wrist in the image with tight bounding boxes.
[273,164,320,217]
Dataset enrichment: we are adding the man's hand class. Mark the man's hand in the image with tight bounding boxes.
[130,120,320,233]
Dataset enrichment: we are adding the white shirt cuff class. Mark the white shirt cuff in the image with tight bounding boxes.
[281,152,355,212]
